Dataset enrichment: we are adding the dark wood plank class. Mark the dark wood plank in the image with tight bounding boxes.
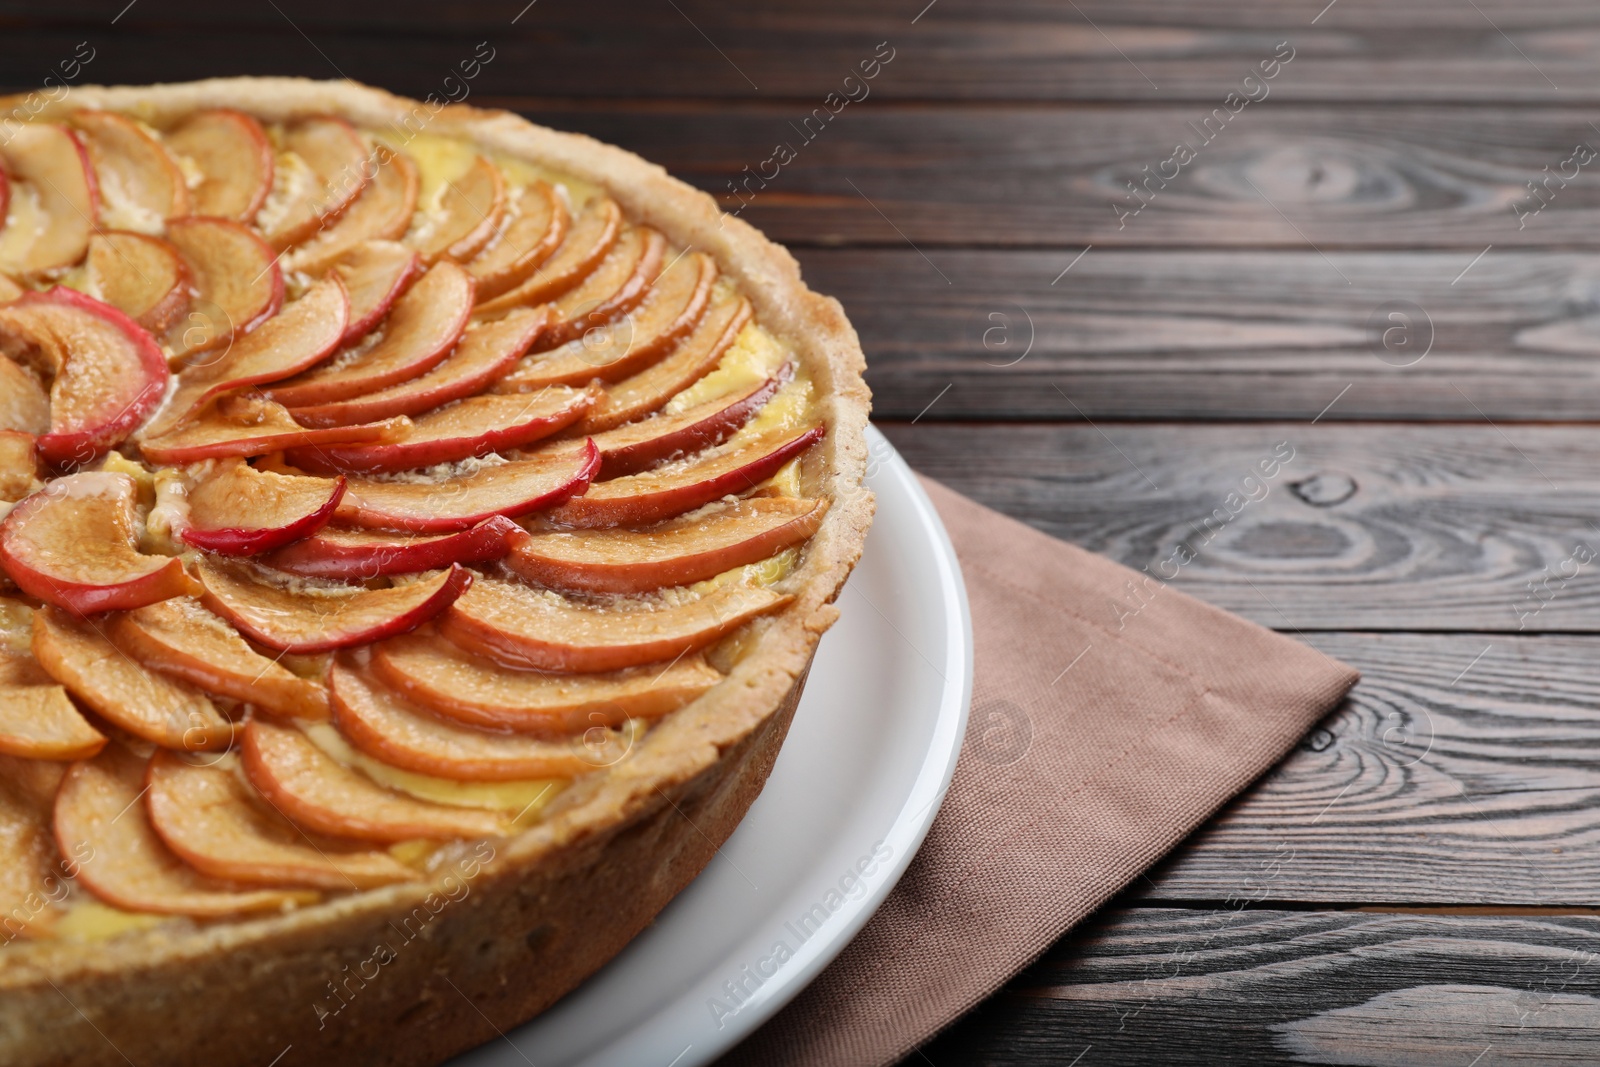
[14,1,1600,103]
[915,907,1600,1066]
[525,106,1600,249]
[1132,633,1600,905]
[884,423,1600,632]
[800,250,1600,422]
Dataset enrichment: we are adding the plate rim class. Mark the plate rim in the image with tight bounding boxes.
[459,425,973,1066]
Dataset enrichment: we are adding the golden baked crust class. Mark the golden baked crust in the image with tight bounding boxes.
[0,78,872,1066]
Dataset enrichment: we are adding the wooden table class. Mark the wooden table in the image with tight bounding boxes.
[11,2,1600,1062]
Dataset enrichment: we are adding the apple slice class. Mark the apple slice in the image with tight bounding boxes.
[33,607,235,751]
[508,496,827,594]
[441,575,791,672]
[537,227,665,349]
[109,598,329,720]
[467,181,568,300]
[373,632,723,733]
[332,240,421,343]
[331,664,604,781]
[474,198,622,316]
[263,517,518,581]
[580,293,753,433]
[408,155,506,264]
[263,262,473,409]
[0,358,48,435]
[0,778,66,939]
[260,116,373,250]
[72,109,189,228]
[0,430,39,503]
[496,251,714,392]
[55,745,317,917]
[0,683,105,760]
[0,275,19,302]
[164,216,285,358]
[286,387,596,476]
[146,750,417,890]
[181,458,346,555]
[0,124,98,277]
[137,394,408,465]
[242,719,508,842]
[149,274,348,437]
[0,471,197,615]
[0,647,45,687]
[548,424,825,529]
[0,288,168,466]
[285,306,546,428]
[164,108,275,223]
[589,365,788,478]
[288,148,420,275]
[85,230,192,333]
[336,442,599,533]
[196,557,471,653]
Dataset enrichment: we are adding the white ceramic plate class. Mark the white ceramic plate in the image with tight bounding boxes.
[449,425,974,1067]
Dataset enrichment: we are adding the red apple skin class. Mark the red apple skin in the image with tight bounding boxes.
[550,426,825,529]
[338,243,421,344]
[3,288,169,468]
[0,546,194,617]
[201,561,474,654]
[0,477,199,616]
[339,440,601,534]
[179,477,347,556]
[0,168,9,226]
[263,516,519,580]
[285,389,596,476]
[165,216,286,351]
[596,366,790,479]
[263,264,474,409]
[165,108,275,223]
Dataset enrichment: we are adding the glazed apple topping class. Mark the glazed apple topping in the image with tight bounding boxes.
[145,750,418,889]
[288,148,420,276]
[72,110,190,230]
[163,216,286,359]
[195,557,473,653]
[162,108,275,223]
[285,387,595,476]
[0,471,198,615]
[467,181,569,300]
[407,154,506,264]
[0,288,169,466]
[32,606,237,752]
[84,231,193,334]
[474,197,622,315]
[109,597,330,720]
[0,109,833,926]
[181,459,346,556]
[264,261,473,408]
[56,744,320,916]
[263,517,521,582]
[495,250,716,393]
[0,124,99,278]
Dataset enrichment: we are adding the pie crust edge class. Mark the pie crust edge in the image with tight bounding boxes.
[0,77,874,1066]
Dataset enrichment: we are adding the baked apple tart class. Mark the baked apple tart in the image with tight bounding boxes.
[0,78,870,1066]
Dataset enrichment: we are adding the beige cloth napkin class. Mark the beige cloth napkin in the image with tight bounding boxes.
[719,477,1359,1067]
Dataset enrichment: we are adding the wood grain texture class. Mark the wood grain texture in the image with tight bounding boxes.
[16,1,1600,103]
[526,106,1600,249]
[1135,633,1600,905]
[916,907,1600,1066]
[800,250,1600,421]
[884,423,1600,632]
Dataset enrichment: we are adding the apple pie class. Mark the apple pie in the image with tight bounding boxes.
[0,77,870,1066]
